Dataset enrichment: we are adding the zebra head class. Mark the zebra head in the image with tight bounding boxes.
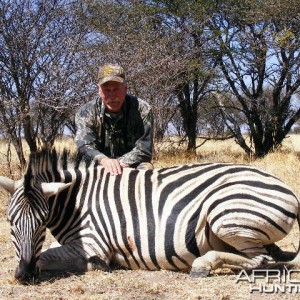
[1,174,70,284]
[0,175,48,283]
[1,149,79,283]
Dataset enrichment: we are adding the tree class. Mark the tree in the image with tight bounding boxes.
[80,0,220,152]
[0,0,90,166]
[209,0,300,157]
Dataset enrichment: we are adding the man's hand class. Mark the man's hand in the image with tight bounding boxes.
[99,157,129,175]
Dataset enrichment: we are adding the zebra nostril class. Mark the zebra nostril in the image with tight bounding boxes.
[15,268,38,285]
[15,268,30,284]
[15,257,39,284]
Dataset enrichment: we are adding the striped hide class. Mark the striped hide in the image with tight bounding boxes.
[1,149,300,284]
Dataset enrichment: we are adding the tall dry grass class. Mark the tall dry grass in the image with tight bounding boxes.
[155,134,300,196]
[1,134,300,216]
[1,135,300,299]
[0,137,77,217]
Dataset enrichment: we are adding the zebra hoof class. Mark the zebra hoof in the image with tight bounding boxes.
[87,256,110,272]
[190,267,211,278]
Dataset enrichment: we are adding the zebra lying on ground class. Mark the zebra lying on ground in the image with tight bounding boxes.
[0,148,299,284]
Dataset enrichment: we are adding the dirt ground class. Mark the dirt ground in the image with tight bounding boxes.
[1,217,300,300]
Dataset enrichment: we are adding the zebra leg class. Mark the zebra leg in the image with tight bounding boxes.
[190,251,251,277]
[37,243,110,273]
[190,249,274,278]
[190,235,279,278]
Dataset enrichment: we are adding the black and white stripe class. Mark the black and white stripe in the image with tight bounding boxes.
[5,149,300,282]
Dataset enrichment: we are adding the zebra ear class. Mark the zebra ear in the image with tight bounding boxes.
[0,176,23,194]
[40,182,72,198]
[0,176,15,193]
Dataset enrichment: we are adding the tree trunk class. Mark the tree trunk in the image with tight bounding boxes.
[10,134,26,169]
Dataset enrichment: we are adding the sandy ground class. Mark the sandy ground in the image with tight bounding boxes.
[1,217,300,300]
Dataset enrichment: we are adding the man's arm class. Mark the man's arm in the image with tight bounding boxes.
[75,100,125,175]
[75,100,106,161]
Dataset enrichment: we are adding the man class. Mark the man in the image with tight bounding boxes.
[75,63,153,175]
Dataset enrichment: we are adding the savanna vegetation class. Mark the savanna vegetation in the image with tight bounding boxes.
[1,136,300,299]
[1,0,300,166]
[1,0,300,298]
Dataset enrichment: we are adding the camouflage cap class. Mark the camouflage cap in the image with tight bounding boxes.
[97,64,125,85]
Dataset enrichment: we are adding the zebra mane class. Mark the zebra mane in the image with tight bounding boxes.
[23,147,92,196]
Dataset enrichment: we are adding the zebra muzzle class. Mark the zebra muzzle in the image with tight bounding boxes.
[15,256,39,284]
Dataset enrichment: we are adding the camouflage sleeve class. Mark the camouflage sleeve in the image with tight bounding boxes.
[118,100,153,166]
[74,100,107,161]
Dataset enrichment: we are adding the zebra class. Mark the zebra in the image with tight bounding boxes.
[0,148,300,284]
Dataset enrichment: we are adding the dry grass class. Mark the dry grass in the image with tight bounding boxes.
[1,135,300,299]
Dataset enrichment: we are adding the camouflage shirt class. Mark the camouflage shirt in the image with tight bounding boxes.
[75,95,153,166]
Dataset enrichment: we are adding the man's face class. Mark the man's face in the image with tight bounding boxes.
[98,81,127,113]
